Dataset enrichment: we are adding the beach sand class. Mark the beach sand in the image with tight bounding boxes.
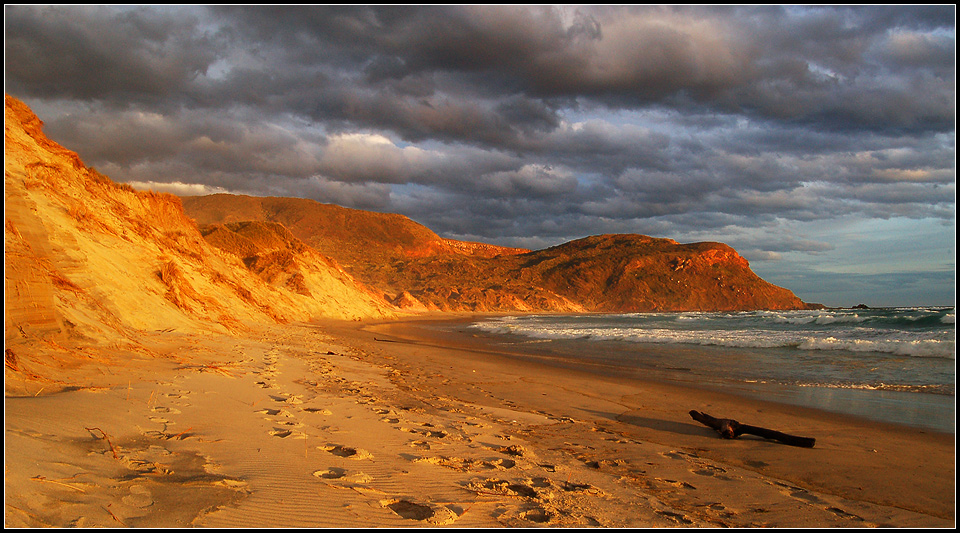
[5,315,955,527]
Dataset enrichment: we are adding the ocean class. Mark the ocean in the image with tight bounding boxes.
[462,307,956,433]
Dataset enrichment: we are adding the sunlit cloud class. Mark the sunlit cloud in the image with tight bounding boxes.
[127,180,229,196]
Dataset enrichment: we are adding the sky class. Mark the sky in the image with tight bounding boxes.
[4,5,956,307]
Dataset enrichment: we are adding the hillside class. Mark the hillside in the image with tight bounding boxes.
[182,196,814,313]
[4,95,394,389]
[180,194,528,270]
[522,234,810,312]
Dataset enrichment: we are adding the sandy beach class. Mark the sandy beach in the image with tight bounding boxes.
[5,315,955,528]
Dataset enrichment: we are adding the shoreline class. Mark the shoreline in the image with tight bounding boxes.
[345,314,956,518]
[378,313,956,435]
[5,315,956,527]
[417,315,956,435]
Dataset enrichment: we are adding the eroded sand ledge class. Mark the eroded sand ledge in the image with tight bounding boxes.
[5,317,955,527]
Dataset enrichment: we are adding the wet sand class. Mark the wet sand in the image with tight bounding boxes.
[5,315,955,527]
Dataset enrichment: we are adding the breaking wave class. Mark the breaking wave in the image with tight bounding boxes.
[474,308,956,360]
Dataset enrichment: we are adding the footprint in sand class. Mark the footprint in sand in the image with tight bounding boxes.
[521,507,552,524]
[660,450,694,460]
[269,393,304,405]
[467,478,535,498]
[121,484,155,509]
[313,468,373,483]
[691,463,729,478]
[415,454,517,472]
[654,478,697,490]
[313,467,347,479]
[375,408,403,424]
[320,444,372,460]
[560,480,595,493]
[495,445,525,457]
[400,425,449,439]
[257,407,299,421]
[581,457,622,470]
[416,456,484,472]
[463,419,493,429]
[770,480,825,504]
[163,391,191,403]
[384,499,434,520]
[506,483,538,499]
[656,509,695,525]
[215,478,250,491]
[380,499,458,525]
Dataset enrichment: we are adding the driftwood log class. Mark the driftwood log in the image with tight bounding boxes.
[689,410,816,448]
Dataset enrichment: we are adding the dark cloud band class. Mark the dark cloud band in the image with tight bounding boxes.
[4,5,954,305]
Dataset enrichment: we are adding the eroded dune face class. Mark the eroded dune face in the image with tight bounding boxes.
[4,95,395,353]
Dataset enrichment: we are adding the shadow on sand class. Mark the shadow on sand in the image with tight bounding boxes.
[582,409,711,438]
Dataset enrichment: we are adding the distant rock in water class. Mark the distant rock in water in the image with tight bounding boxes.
[853,303,871,309]
[182,196,818,313]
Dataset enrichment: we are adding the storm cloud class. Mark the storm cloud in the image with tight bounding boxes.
[4,5,955,306]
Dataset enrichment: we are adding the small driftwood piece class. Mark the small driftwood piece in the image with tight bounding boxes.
[689,410,815,448]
